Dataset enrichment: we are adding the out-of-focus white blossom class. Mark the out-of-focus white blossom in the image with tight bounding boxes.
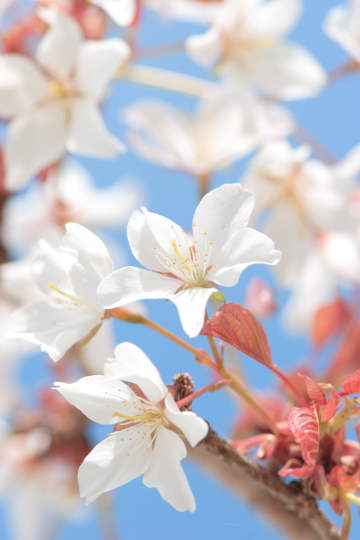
[324,0,360,62]
[3,160,142,256]
[186,0,326,100]
[242,141,360,285]
[56,342,208,510]
[98,184,280,337]
[89,0,137,25]
[147,0,223,22]
[0,8,129,190]
[9,223,115,362]
[284,230,360,333]
[124,90,293,177]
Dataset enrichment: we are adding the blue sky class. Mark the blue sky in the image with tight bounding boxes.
[3,1,360,539]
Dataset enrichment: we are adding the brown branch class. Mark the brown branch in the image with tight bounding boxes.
[190,428,340,540]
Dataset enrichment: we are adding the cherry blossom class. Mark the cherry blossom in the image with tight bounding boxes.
[285,230,360,333]
[242,141,360,285]
[324,0,360,62]
[89,0,137,26]
[124,90,293,177]
[186,0,326,100]
[98,184,281,337]
[3,160,142,256]
[9,223,114,362]
[55,342,208,511]
[147,0,223,21]
[0,8,129,190]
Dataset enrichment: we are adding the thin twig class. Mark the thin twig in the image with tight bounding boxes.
[293,124,337,165]
[190,428,341,540]
[121,64,216,98]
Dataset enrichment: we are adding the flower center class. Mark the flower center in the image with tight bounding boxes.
[170,240,210,285]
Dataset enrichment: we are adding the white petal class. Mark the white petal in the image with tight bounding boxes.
[9,301,101,362]
[124,101,197,172]
[79,429,152,503]
[63,222,114,279]
[92,0,136,25]
[253,0,301,39]
[76,39,130,101]
[37,9,82,79]
[67,99,125,159]
[192,184,255,264]
[255,43,326,100]
[324,5,360,62]
[54,376,136,424]
[98,266,180,308]
[171,287,217,338]
[208,227,281,287]
[127,208,192,279]
[143,426,195,512]
[164,393,208,447]
[186,29,222,67]
[105,342,167,403]
[31,239,75,295]
[0,55,49,117]
[127,208,169,271]
[5,103,66,191]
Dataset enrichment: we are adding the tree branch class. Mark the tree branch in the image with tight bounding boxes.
[190,428,340,540]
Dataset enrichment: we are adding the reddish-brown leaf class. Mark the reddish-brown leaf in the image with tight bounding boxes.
[279,459,316,479]
[342,368,360,396]
[202,303,273,367]
[311,298,352,349]
[288,404,320,466]
[321,390,342,423]
[299,374,327,406]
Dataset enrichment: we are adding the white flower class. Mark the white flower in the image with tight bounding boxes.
[124,90,293,177]
[324,0,360,62]
[9,223,114,362]
[146,0,223,22]
[98,184,281,337]
[242,141,360,285]
[186,0,325,100]
[0,9,129,190]
[89,0,137,26]
[284,230,360,333]
[3,159,142,256]
[0,429,79,540]
[55,342,208,511]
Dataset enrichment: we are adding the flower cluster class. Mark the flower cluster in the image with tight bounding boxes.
[1,1,360,539]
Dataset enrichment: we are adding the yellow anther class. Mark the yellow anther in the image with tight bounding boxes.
[171,240,192,274]
[48,283,85,305]
[114,411,161,424]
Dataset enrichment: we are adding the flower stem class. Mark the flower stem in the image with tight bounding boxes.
[269,365,308,407]
[340,497,352,540]
[107,307,215,368]
[293,123,337,165]
[176,378,230,408]
[198,172,212,199]
[134,41,185,60]
[327,60,359,86]
[207,331,279,434]
[120,64,216,98]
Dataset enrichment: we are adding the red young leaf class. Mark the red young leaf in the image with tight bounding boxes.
[342,368,360,396]
[299,374,327,406]
[279,459,316,479]
[288,404,320,466]
[312,297,352,349]
[321,390,342,423]
[202,303,273,367]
